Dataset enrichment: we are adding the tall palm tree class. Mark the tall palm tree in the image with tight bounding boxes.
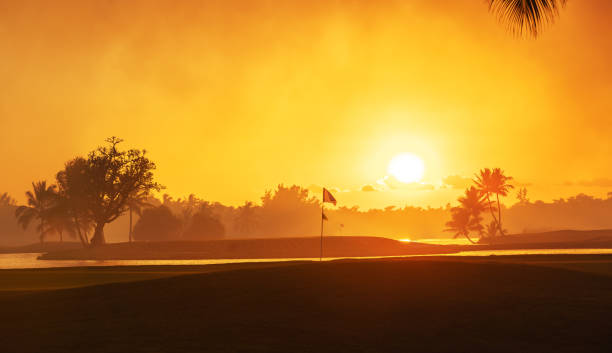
[474,168,500,229]
[458,186,489,218]
[474,168,514,236]
[14,181,57,244]
[490,168,514,235]
[488,0,567,37]
[445,207,483,244]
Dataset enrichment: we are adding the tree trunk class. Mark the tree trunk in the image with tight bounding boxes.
[91,222,106,246]
[129,207,133,243]
[39,219,44,245]
[464,232,477,244]
[486,193,499,231]
[73,215,88,247]
[496,193,505,236]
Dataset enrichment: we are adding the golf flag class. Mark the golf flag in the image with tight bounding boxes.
[323,188,336,205]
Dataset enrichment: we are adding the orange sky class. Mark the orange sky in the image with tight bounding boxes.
[1,0,611,209]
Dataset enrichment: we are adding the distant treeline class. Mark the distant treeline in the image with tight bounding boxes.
[3,184,612,245]
[4,138,612,246]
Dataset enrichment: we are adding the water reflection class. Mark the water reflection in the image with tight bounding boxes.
[2,248,612,269]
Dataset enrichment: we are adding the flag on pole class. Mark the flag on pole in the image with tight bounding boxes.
[323,188,336,205]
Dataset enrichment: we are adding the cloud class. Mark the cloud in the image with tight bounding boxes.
[361,184,377,192]
[566,178,612,187]
[308,185,341,194]
[513,180,533,187]
[441,175,473,189]
[377,176,435,191]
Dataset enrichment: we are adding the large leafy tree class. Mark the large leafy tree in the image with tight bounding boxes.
[57,137,162,246]
[14,181,57,244]
[488,0,567,37]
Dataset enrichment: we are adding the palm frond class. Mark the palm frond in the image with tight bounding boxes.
[489,0,567,37]
[15,206,36,230]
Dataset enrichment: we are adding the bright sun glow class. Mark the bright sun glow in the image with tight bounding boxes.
[388,153,425,183]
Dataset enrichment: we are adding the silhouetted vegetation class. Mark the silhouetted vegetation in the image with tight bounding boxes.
[183,208,225,240]
[0,192,16,206]
[12,137,162,247]
[133,206,181,241]
[445,187,487,244]
[445,168,514,243]
[8,144,612,247]
[14,181,57,244]
[474,168,514,236]
[488,0,567,36]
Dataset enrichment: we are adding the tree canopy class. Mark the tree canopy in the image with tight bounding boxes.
[56,137,163,245]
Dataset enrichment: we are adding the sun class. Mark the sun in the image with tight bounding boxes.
[388,153,425,183]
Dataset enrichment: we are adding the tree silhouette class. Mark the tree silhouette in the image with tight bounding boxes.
[43,198,76,243]
[14,181,57,244]
[474,168,513,236]
[56,157,94,246]
[491,168,514,235]
[127,192,152,243]
[56,137,162,246]
[488,0,567,37]
[445,186,488,244]
[517,187,529,204]
[474,169,500,231]
[234,201,258,235]
[133,205,181,241]
[481,220,499,243]
[183,205,225,240]
[445,207,482,244]
[458,186,489,218]
[0,192,16,206]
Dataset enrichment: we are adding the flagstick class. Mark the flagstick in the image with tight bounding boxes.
[320,196,324,262]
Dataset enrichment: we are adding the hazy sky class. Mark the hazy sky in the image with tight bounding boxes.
[1,0,611,209]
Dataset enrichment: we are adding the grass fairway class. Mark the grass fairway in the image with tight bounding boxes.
[1,256,612,352]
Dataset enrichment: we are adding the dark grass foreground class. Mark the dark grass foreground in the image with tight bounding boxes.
[1,259,612,353]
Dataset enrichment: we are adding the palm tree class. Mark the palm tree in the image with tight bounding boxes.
[481,220,499,243]
[474,168,500,229]
[458,186,489,218]
[491,168,514,235]
[0,192,16,206]
[445,207,483,244]
[14,181,57,244]
[488,0,567,37]
[43,202,76,243]
[474,168,514,236]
